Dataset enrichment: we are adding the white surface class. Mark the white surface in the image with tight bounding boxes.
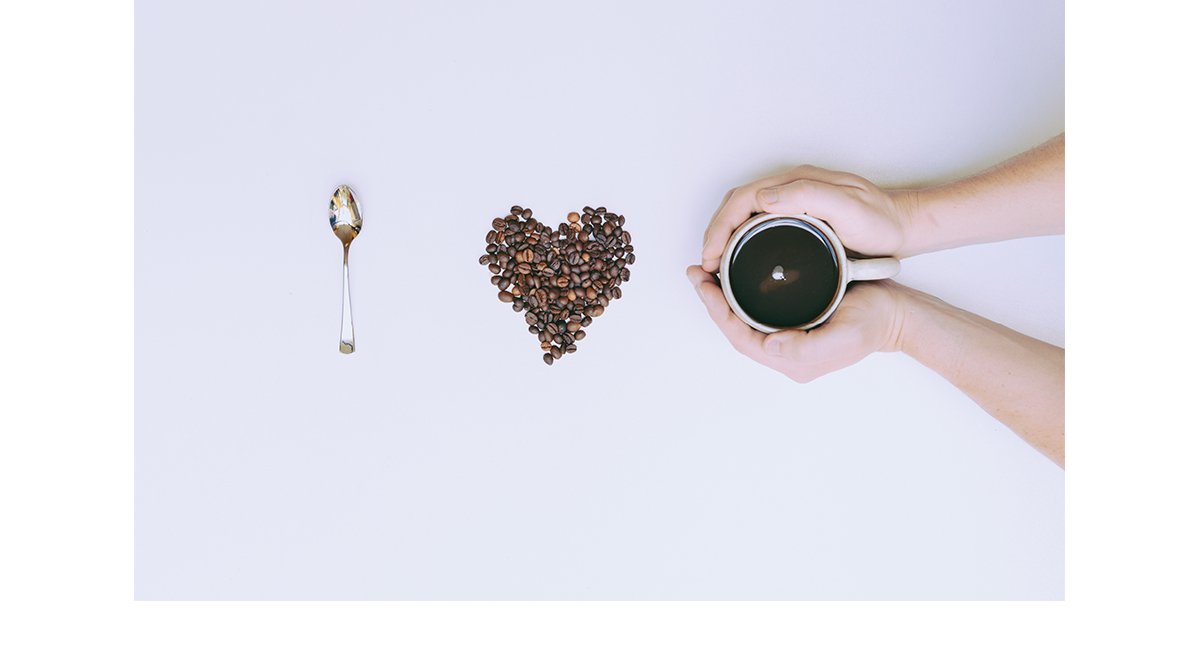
[135,0,1064,599]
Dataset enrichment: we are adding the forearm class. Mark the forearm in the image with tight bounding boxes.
[894,285,1064,466]
[898,133,1065,257]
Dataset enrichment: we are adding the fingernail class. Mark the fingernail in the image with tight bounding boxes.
[760,187,779,205]
[765,336,783,356]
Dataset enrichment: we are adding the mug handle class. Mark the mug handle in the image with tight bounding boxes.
[847,257,901,281]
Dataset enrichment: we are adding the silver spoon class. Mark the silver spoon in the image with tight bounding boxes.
[329,184,363,354]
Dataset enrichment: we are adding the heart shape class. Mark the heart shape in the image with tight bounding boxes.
[480,205,635,365]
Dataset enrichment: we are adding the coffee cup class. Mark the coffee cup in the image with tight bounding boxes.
[718,213,900,333]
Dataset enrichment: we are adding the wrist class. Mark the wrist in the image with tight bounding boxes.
[889,186,937,258]
[883,283,936,355]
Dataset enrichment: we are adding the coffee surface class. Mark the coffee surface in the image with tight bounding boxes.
[728,224,839,328]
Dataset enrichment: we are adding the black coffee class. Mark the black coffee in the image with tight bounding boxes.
[727,223,839,328]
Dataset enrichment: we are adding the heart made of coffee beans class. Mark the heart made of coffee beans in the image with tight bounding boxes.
[479,205,635,365]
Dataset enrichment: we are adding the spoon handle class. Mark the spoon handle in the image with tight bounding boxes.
[339,245,355,354]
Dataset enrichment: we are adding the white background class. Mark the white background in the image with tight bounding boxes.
[135,0,1064,599]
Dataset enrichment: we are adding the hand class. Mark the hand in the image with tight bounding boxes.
[700,165,918,272]
[686,266,906,383]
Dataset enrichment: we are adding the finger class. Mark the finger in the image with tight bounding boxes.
[783,164,870,190]
[700,186,756,272]
[686,265,768,360]
[702,187,737,251]
[754,178,860,229]
[762,322,862,365]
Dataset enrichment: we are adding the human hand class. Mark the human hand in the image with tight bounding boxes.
[700,165,918,272]
[686,266,907,383]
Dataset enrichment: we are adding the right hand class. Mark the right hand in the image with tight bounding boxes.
[700,165,919,272]
[687,266,908,384]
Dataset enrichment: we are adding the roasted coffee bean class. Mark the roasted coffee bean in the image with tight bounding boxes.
[551,345,563,359]
[543,353,554,365]
[516,262,532,275]
[492,218,507,230]
[521,208,532,218]
[490,275,502,286]
[498,291,514,303]
[565,343,577,353]
[581,316,593,327]
[486,230,497,244]
[574,330,586,341]
[567,211,580,223]
[488,263,501,274]
[511,205,523,215]
[498,277,511,290]
[479,254,491,265]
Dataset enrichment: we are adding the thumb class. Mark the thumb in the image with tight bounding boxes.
[763,323,860,361]
[756,179,856,225]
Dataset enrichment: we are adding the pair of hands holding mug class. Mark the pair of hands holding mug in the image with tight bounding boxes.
[686,165,918,384]
[690,137,1065,467]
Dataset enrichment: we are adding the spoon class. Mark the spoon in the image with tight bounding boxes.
[329,184,363,353]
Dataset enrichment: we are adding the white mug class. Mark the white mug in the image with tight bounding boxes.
[718,213,900,333]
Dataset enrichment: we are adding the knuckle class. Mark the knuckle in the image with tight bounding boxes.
[789,370,815,384]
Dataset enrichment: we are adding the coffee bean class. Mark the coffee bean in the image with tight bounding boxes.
[490,275,502,286]
[498,291,514,303]
[498,277,511,290]
[512,303,523,312]
[551,346,563,359]
[492,218,506,230]
[511,205,523,216]
[565,343,578,353]
[479,254,491,265]
[574,330,586,341]
[516,262,532,275]
[521,208,532,218]
[543,353,554,366]
[488,263,501,274]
